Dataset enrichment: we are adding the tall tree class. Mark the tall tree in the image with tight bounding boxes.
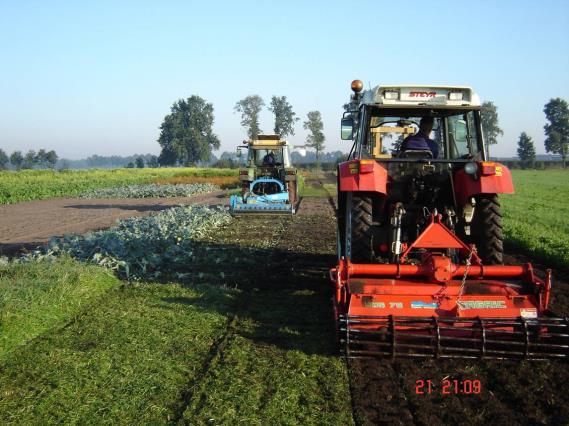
[234,95,265,139]
[135,156,145,168]
[35,149,48,168]
[157,96,220,166]
[157,116,178,167]
[481,101,503,156]
[543,98,569,168]
[146,155,159,168]
[268,96,299,138]
[10,151,23,170]
[517,132,536,168]
[303,111,326,168]
[0,149,8,170]
[45,150,58,169]
[23,150,37,169]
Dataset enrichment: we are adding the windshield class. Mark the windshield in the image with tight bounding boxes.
[362,107,482,160]
[249,148,284,166]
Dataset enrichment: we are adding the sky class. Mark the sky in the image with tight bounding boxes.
[0,0,568,160]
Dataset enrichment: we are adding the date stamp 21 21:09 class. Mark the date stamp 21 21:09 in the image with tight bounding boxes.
[415,378,482,395]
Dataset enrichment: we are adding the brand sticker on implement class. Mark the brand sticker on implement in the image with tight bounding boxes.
[411,301,439,309]
[457,300,506,310]
[362,298,405,309]
[520,308,538,318]
[362,297,385,308]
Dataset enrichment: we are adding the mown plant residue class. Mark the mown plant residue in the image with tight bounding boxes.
[79,183,219,199]
[26,205,232,280]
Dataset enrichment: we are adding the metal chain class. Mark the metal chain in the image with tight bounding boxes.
[457,246,476,312]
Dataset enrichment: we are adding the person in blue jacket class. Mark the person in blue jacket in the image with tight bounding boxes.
[262,151,276,166]
[401,117,439,158]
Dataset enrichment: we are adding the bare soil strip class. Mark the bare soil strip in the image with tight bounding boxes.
[0,191,226,255]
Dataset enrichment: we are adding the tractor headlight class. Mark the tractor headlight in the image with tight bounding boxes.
[383,90,400,100]
[448,91,464,101]
[464,162,477,175]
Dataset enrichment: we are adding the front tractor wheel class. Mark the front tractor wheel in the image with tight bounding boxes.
[346,193,375,263]
[472,194,504,265]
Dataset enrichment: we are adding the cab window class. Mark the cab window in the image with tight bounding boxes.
[446,111,481,159]
[250,149,283,166]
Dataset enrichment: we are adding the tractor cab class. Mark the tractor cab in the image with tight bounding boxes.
[241,135,292,180]
[342,85,485,161]
[338,83,506,264]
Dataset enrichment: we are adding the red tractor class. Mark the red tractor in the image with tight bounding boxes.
[331,80,568,360]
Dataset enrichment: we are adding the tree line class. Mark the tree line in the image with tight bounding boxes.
[0,149,58,170]
[2,95,565,171]
[157,95,325,167]
[482,98,569,168]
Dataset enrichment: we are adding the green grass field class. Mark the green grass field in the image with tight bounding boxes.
[503,170,569,271]
[0,257,121,361]
[0,168,237,204]
[0,208,352,424]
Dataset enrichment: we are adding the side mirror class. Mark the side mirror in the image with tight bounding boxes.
[341,117,354,140]
[236,147,243,158]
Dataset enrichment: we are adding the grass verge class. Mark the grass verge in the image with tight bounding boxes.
[0,256,120,361]
[0,281,237,424]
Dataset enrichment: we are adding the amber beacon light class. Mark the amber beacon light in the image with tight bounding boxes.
[351,79,363,93]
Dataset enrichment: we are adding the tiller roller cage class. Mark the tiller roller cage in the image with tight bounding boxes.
[230,177,295,214]
[331,215,569,360]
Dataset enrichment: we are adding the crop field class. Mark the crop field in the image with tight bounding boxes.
[0,169,568,424]
[0,168,237,204]
[502,170,569,272]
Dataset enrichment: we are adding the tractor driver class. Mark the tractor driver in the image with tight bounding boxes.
[262,151,276,166]
[400,117,439,158]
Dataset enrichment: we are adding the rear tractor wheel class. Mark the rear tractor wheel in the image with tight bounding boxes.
[346,193,375,263]
[471,194,503,265]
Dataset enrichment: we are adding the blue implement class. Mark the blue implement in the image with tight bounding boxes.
[230,177,295,215]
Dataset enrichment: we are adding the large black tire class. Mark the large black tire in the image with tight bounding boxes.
[471,195,503,265]
[348,194,375,262]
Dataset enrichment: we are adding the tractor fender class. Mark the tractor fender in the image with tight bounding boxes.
[453,162,514,205]
[338,160,387,195]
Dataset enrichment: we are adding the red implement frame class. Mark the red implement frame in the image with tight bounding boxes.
[331,215,569,360]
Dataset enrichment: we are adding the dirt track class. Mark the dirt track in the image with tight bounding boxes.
[0,191,226,256]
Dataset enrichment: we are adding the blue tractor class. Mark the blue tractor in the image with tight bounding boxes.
[229,135,298,214]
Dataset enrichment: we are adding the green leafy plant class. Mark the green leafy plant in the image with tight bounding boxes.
[27,205,232,280]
